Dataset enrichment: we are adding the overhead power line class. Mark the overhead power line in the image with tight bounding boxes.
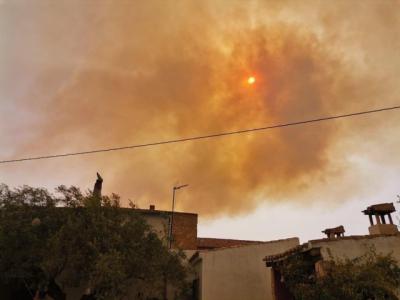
[1,105,399,165]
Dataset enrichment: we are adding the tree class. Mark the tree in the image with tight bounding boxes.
[0,184,189,300]
[278,248,400,300]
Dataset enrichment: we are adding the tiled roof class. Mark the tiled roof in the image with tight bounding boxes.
[197,237,264,250]
[263,244,307,264]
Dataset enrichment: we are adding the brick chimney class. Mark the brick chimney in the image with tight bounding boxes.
[149,204,155,211]
[363,203,399,235]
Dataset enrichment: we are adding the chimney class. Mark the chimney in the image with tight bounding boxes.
[149,204,155,211]
[362,203,399,235]
[322,225,345,239]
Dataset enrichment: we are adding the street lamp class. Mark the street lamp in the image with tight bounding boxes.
[168,184,189,249]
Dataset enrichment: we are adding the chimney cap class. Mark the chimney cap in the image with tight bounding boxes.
[363,203,395,215]
[322,225,345,235]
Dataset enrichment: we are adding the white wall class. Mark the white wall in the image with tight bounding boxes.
[197,238,299,300]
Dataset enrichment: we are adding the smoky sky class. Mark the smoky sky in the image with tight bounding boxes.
[1,0,399,217]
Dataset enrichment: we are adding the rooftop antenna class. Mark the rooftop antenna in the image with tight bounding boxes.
[168,184,189,249]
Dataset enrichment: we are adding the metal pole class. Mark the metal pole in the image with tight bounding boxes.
[169,187,176,249]
[168,184,188,249]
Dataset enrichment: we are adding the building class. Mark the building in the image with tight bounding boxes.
[77,178,400,299]
[71,176,400,300]
[134,205,302,300]
[142,201,399,300]
[264,202,400,300]
[190,238,299,300]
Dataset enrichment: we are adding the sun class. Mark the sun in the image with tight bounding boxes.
[247,76,256,85]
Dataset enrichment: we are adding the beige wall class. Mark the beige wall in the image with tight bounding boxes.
[194,238,299,300]
[309,234,400,262]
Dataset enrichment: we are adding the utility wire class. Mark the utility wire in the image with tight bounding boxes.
[1,105,399,164]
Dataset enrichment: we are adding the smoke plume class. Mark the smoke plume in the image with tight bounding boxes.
[1,0,399,216]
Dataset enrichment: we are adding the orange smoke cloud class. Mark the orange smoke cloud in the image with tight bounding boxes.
[1,0,400,216]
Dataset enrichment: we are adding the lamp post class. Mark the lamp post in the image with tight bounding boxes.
[168,184,188,249]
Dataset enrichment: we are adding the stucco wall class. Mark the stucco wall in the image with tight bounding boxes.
[309,234,400,262]
[196,237,299,300]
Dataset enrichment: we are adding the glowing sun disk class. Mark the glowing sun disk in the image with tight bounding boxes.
[247,76,256,85]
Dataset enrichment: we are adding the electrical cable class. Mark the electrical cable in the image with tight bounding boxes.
[1,105,399,164]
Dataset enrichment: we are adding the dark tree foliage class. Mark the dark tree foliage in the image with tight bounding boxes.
[279,248,400,300]
[0,184,189,300]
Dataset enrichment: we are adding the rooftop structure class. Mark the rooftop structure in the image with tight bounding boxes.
[362,202,398,235]
[263,202,400,300]
[322,225,345,239]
